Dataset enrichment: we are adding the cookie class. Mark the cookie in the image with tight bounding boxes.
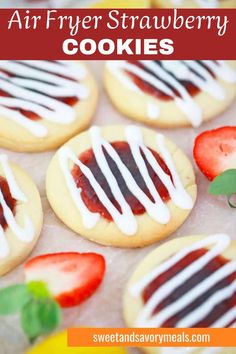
[104,60,236,128]
[0,154,43,275]
[124,233,236,354]
[153,0,236,8]
[46,125,196,248]
[0,61,98,152]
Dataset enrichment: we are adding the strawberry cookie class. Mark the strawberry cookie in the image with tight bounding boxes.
[104,60,236,128]
[153,0,236,8]
[0,154,42,275]
[124,233,236,354]
[46,125,196,248]
[0,61,98,152]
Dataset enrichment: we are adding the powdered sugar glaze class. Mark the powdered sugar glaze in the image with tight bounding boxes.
[0,61,89,137]
[107,60,236,126]
[130,233,236,354]
[0,155,34,259]
[59,126,193,235]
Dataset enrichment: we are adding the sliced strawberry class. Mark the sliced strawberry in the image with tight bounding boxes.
[193,126,236,181]
[24,252,106,308]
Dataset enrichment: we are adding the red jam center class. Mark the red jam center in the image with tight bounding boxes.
[126,61,215,101]
[0,63,78,121]
[72,141,172,220]
[0,176,16,230]
[142,248,236,328]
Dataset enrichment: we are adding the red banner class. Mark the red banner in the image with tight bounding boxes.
[0,8,235,59]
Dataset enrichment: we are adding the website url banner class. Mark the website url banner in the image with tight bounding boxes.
[67,328,236,347]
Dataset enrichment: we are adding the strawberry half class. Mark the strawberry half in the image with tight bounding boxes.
[24,253,106,308]
[193,126,236,181]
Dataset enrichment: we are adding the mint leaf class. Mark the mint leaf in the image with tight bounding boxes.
[27,281,51,299]
[21,300,43,343]
[37,299,61,333]
[21,298,61,342]
[208,169,236,206]
[0,285,32,315]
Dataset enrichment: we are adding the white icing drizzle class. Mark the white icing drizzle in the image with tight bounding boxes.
[0,61,89,137]
[106,60,236,127]
[131,233,236,354]
[171,0,219,7]
[147,102,160,120]
[0,154,35,259]
[130,234,236,330]
[58,125,193,235]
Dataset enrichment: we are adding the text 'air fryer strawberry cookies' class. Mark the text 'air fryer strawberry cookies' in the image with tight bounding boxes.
[0,61,98,152]
[153,0,236,8]
[104,61,236,128]
[124,233,236,354]
[0,155,43,276]
[46,125,196,248]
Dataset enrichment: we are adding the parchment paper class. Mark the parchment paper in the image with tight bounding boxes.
[0,61,236,354]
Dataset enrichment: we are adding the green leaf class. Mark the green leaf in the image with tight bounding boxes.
[37,299,61,333]
[208,169,236,197]
[27,281,51,299]
[0,284,32,315]
[21,300,43,343]
[21,298,61,342]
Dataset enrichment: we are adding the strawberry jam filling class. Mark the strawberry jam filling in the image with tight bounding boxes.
[0,89,78,121]
[142,249,236,328]
[0,176,16,230]
[72,141,172,220]
[126,61,215,101]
